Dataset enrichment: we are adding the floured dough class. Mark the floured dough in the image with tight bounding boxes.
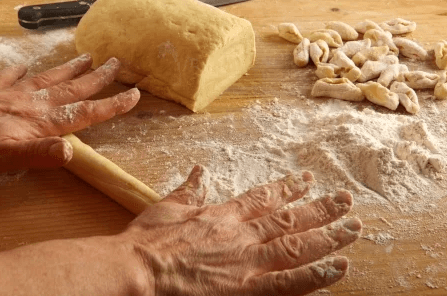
[75,0,256,112]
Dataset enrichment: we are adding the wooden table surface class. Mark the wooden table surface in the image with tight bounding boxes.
[2,0,447,295]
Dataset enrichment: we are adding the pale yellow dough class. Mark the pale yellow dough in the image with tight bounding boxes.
[75,0,256,112]
[63,134,161,215]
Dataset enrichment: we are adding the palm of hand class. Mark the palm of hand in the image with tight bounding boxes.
[128,165,362,296]
[0,55,140,172]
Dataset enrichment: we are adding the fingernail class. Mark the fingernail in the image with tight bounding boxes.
[117,88,140,103]
[332,190,352,206]
[69,53,91,65]
[76,53,91,61]
[187,165,210,190]
[128,87,140,97]
[342,218,362,232]
[103,57,120,67]
[49,139,73,165]
[301,171,315,182]
[310,257,347,281]
[116,89,140,114]
[330,256,349,271]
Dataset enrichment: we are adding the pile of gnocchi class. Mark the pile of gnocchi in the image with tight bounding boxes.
[278,19,447,114]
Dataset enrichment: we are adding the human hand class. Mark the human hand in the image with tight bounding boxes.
[0,54,140,172]
[125,165,362,296]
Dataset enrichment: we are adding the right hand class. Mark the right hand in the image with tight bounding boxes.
[125,165,362,296]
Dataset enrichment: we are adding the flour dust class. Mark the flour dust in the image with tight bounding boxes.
[151,98,447,213]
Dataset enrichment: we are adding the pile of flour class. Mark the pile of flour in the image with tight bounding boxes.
[153,98,447,212]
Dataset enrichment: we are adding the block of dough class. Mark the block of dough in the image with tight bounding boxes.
[75,0,256,112]
[63,134,161,215]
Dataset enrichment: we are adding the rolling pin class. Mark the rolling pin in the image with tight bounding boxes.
[62,134,161,215]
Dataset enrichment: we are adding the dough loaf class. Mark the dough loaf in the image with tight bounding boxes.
[75,0,256,112]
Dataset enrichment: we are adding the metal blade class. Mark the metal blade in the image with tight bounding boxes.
[200,0,251,7]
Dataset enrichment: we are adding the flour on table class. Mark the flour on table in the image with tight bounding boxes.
[0,28,75,73]
[152,99,447,212]
[363,232,396,245]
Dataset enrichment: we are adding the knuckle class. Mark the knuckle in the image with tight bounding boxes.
[278,234,305,261]
[246,219,285,243]
[245,186,277,210]
[78,100,98,122]
[270,210,297,232]
[271,269,294,294]
[313,199,331,220]
[308,263,330,286]
[59,81,81,98]
[30,73,53,89]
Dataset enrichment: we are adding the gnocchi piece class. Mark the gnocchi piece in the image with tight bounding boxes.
[378,64,409,87]
[429,156,446,173]
[278,23,303,43]
[329,51,362,82]
[315,63,341,79]
[352,45,390,66]
[434,40,447,70]
[309,39,330,65]
[434,71,447,100]
[311,77,364,101]
[325,21,359,41]
[381,55,401,64]
[293,38,311,67]
[397,71,440,89]
[379,18,417,35]
[393,37,428,60]
[363,29,399,55]
[342,67,362,82]
[357,81,400,110]
[335,39,371,58]
[390,81,420,114]
[354,19,383,34]
[306,29,343,48]
[357,55,399,82]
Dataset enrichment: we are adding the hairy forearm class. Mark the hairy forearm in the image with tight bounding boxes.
[0,232,151,296]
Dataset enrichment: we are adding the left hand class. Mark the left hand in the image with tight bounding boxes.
[0,54,140,172]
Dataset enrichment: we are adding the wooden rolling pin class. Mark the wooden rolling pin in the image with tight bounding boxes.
[62,134,161,215]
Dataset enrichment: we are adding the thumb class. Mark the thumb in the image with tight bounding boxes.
[0,137,73,172]
[162,165,210,207]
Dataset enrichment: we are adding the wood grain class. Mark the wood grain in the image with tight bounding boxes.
[1,0,447,295]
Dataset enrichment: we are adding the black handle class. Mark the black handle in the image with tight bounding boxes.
[18,0,96,29]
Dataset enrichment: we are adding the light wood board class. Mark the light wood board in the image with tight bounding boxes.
[1,0,447,294]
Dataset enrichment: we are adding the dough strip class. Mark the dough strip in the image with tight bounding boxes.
[62,134,161,215]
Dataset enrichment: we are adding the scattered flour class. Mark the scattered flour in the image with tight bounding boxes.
[0,28,75,73]
[363,232,396,245]
[31,89,49,101]
[151,99,447,212]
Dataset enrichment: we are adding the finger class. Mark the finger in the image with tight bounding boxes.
[246,190,353,243]
[248,218,361,273]
[218,171,315,222]
[0,137,72,171]
[244,256,348,296]
[12,53,93,92]
[42,57,120,106]
[41,88,140,135]
[162,165,210,207]
[0,65,27,89]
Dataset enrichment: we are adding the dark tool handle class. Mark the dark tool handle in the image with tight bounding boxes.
[18,0,96,29]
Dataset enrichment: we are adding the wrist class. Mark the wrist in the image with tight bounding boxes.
[116,228,155,296]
